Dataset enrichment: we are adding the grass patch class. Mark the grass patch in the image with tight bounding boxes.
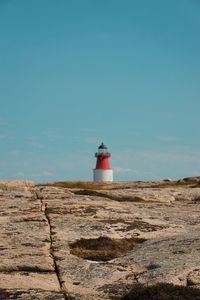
[0,184,7,191]
[149,181,194,189]
[74,189,145,202]
[120,283,200,300]
[69,236,146,261]
[192,183,200,188]
[37,181,113,190]
[37,179,199,191]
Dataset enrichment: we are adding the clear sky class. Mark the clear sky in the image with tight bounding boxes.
[0,0,200,182]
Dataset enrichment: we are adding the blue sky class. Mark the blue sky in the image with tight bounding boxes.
[0,0,200,182]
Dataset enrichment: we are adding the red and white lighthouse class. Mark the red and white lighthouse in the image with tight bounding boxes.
[93,143,113,182]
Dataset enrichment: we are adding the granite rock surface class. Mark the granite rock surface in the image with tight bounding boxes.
[0,180,200,299]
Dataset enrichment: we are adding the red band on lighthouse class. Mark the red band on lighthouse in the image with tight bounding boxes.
[95,153,111,169]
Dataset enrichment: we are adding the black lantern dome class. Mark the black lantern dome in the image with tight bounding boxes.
[98,142,107,150]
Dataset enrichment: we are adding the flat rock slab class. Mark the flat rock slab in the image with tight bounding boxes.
[0,272,60,291]
[0,186,63,298]
[0,290,66,300]
[0,180,34,191]
[1,181,200,299]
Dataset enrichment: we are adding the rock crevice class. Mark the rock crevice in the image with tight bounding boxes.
[35,189,71,300]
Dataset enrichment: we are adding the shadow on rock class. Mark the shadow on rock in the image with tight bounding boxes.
[119,283,200,300]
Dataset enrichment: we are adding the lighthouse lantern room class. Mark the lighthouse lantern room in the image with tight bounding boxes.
[93,143,113,182]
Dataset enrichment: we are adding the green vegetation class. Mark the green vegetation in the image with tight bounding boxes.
[69,236,146,261]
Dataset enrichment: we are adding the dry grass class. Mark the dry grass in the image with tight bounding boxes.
[0,184,7,191]
[38,181,113,190]
[74,189,145,202]
[120,283,200,300]
[149,181,194,189]
[38,180,198,191]
[69,236,146,261]
[192,183,200,188]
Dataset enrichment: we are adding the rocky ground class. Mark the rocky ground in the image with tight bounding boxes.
[1,179,200,299]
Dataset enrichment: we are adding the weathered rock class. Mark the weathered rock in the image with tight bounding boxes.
[1,181,200,299]
[0,180,34,191]
[0,272,60,290]
[187,269,200,286]
[182,176,200,183]
[0,289,67,300]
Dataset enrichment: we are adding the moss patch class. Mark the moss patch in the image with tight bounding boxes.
[69,236,146,261]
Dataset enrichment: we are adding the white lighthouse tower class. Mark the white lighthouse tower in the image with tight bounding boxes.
[93,143,113,182]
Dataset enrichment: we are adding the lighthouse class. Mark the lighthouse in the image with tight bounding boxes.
[93,143,113,182]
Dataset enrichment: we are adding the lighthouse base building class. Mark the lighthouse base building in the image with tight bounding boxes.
[93,169,113,182]
[93,143,113,182]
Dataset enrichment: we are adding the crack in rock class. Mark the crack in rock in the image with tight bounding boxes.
[35,190,72,300]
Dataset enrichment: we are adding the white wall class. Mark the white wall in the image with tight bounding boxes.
[93,169,113,182]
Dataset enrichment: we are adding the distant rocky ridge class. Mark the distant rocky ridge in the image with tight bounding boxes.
[0,178,200,299]
[0,180,34,190]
